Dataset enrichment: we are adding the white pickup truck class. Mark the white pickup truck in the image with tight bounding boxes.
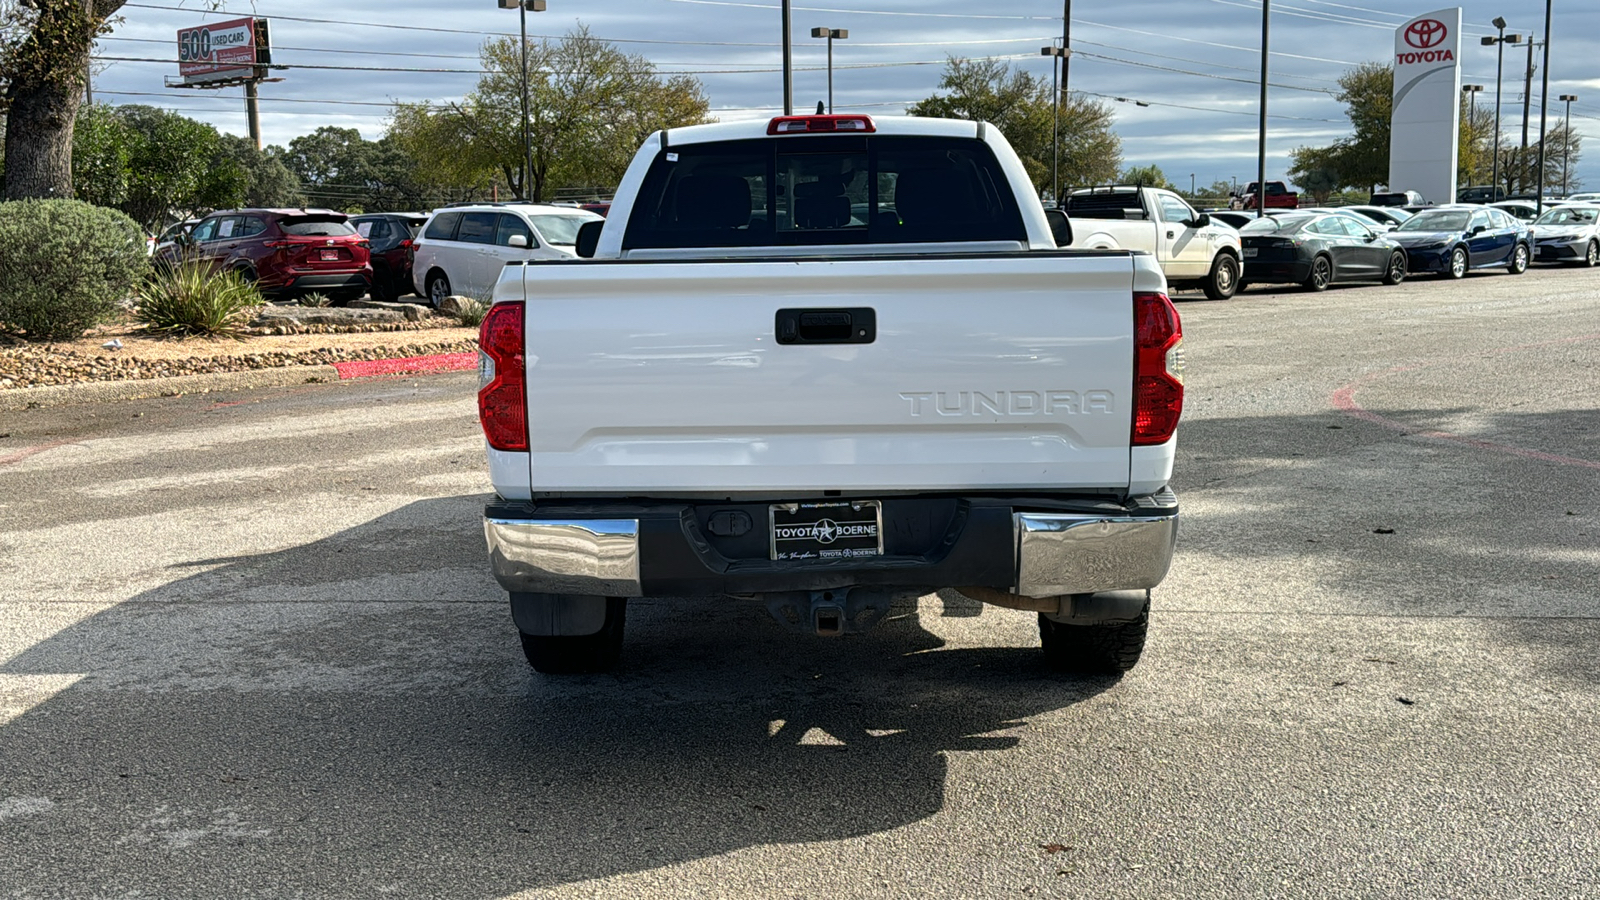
[477,114,1183,674]
[1064,185,1243,300]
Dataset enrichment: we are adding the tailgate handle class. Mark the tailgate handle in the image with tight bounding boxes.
[775,308,876,345]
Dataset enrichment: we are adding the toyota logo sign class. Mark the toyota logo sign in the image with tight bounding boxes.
[1404,18,1448,49]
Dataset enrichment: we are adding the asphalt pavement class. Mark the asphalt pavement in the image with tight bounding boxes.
[1,265,1597,899]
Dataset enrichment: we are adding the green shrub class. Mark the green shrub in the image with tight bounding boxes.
[299,292,332,308]
[135,257,263,338]
[454,297,489,328]
[0,199,150,341]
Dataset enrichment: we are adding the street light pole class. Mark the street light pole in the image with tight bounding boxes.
[1482,20,1520,200]
[1559,93,1578,196]
[1040,44,1069,203]
[499,0,544,200]
[811,27,848,113]
[1462,84,1484,184]
[1535,0,1552,215]
[1256,0,1269,218]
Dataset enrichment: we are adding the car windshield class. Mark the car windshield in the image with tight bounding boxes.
[280,216,355,237]
[529,214,600,246]
[1396,211,1470,232]
[1535,207,1598,225]
[1240,216,1309,233]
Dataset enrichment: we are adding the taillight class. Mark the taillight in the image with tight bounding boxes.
[1132,291,1184,446]
[264,240,295,249]
[478,302,528,452]
[767,114,876,135]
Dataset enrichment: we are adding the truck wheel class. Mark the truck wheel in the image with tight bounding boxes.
[1302,254,1332,292]
[1381,250,1407,285]
[1038,594,1150,674]
[1202,253,1240,300]
[517,596,627,674]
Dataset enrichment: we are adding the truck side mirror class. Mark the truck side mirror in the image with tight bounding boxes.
[575,220,604,258]
[1190,212,1210,228]
[1043,208,1073,248]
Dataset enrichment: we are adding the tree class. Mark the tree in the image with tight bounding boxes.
[1118,164,1171,190]
[2,0,128,199]
[69,104,246,229]
[216,135,304,209]
[907,57,1121,196]
[1496,122,1584,195]
[392,26,711,202]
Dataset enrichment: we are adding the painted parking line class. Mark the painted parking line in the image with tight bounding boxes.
[1332,334,1600,471]
[331,352,476,380]
[0,439,72,468]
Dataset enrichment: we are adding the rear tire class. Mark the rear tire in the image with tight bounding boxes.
[518,597,627,674]
[1507,241,1530,274]
[1038,595,1150,675]
[1381,250,1407,285]
[369,264,393,302]
[1302,254,1332,292]
[1203,253,1240,300]
[426,271,451,309]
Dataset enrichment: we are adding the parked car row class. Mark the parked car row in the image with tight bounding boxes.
[149,200,613,305]
[1229,201,1599,292]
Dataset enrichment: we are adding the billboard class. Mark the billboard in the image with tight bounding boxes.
[1388,8,1462,204]
[176,17,268,85]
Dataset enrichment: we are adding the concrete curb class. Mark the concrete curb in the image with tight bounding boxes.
[0,352,476,412]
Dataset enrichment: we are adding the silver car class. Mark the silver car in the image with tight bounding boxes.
[1530,204,1600,267]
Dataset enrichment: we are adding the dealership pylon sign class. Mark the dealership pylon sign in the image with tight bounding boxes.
[1389,8,1463,205]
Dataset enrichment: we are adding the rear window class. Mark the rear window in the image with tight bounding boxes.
[530,214,599,246]
[280,216,355,237]
[623,135,1026,250]
[424,212,461,240]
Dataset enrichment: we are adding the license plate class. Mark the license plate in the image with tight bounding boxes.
[1243,247,1258,257]
[320,249,340,261]
[769,501,883,561]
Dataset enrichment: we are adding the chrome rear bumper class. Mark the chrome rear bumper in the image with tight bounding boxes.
[485,494,1177,598]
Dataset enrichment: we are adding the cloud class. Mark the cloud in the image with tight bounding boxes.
[94,0,1600,192]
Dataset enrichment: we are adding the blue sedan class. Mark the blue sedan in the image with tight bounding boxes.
[1388,206,1532,278]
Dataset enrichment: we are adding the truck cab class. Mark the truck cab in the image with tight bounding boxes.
[1064,185,1243,300]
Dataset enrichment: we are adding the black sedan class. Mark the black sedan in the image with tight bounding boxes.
[1387,206,1532,278]
[349,212,429,301]
[1239,213,1408,291]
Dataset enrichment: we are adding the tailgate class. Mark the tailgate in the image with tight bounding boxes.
[519,253,1137,493]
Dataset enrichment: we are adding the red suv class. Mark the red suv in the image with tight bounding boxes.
[155,208,372,303]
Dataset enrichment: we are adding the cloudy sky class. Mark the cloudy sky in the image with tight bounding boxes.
[94,0,1600,194]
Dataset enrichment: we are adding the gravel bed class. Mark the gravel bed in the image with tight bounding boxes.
[0,340,479,390]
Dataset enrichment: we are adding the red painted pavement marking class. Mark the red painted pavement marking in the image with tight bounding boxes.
[331,352,476,380]
[1331,334,1600,471]
[0,439,72,467]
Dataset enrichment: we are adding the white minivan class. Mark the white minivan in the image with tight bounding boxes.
[410,203,603,305]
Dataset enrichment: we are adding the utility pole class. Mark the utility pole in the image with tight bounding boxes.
[1061,0,1071,99]
[1256,0,1269,217]
[1535,0,1552,215]
[1520,36,1539,192]
[781,0,793,115]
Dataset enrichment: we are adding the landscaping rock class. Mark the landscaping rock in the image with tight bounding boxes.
[348,299,430,322]
[436,295,476,317]
[252,306,406,328]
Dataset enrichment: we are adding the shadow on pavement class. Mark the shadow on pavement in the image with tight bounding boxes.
[0,496,1114,898]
